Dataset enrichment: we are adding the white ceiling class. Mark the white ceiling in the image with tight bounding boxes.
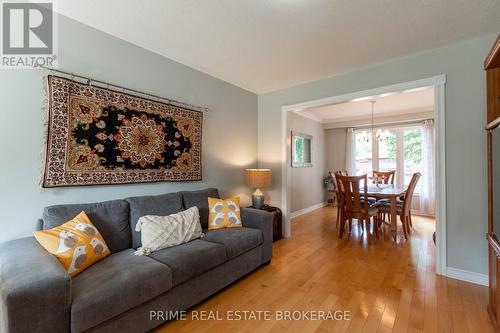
[57,1,500,93]
[297,86,434,123]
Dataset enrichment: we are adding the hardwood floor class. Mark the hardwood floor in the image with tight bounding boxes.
[156,207,493,333]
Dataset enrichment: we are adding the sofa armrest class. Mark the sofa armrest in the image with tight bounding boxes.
[241,208,273,263]
[0,237,71,333]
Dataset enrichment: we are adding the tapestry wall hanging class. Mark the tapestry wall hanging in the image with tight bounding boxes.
[42,75,203,187]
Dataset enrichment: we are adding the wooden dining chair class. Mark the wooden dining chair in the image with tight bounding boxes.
[372,170,396,184]
[332,173,339,228]
[373,169,396,221]
[337,174,379,238]
[337,170,376,206]
[333,171,346,229]
[377,172,421,239]
[333,170,357,229]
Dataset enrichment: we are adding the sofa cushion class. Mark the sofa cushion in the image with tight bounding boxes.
[71,249,172,333]
[126,192,183,249]
[181,188,220,229]
[0,237,71,333]
[202,227,263,259]
[149,239,227,286]
[34,211,110,277]
[43,199,130,253]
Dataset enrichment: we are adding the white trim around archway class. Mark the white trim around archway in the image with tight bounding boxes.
[280,74,447,276]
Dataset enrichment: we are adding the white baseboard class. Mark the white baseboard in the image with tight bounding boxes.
[290,202,326,219]
[411,210,435,218]
[446,267,489,286]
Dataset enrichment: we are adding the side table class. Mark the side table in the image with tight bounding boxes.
[247,205,282,242]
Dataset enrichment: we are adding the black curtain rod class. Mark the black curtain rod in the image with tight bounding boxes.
[35,65,209,113]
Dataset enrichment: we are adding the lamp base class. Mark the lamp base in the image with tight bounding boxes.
[252,188,265,209]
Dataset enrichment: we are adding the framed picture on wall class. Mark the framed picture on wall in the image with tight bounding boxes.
[291,132,312,167]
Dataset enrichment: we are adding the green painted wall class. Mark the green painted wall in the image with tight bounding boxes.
[258,35,497,275]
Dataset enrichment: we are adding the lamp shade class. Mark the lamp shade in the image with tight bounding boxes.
[245,169,271,188]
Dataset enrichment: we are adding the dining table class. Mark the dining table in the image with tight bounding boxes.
[365,183,406,241]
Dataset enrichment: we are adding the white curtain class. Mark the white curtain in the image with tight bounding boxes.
[345,128,356,175]
[421,119,435,215]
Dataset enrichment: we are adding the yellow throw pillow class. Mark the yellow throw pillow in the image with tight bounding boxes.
[208,197,242,230]
[33,211,110,277]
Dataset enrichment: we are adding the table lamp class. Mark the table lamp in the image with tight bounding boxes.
[245,169,272,209]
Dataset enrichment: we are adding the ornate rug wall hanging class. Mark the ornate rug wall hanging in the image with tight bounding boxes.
[42,75,203,187]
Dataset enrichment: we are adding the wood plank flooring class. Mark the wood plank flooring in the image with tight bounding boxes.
[156,207,493,333]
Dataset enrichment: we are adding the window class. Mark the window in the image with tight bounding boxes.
[354,125,423,192]
[403,128,423,192]
[378,129,397,182]
[355,130,372,175]
[291,132,312,167]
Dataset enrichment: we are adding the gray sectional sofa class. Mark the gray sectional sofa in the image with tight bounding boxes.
[0,188,273,333]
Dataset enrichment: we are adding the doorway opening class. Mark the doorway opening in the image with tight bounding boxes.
[281,75,447,275]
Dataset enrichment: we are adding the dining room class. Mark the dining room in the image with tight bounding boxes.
[286,81,438,246]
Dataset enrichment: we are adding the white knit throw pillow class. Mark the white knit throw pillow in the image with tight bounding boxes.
[134,206,202,256]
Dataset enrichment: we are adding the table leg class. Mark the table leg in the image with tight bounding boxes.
[390,196,397,241]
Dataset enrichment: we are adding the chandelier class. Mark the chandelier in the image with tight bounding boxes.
[356,100,390,143]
